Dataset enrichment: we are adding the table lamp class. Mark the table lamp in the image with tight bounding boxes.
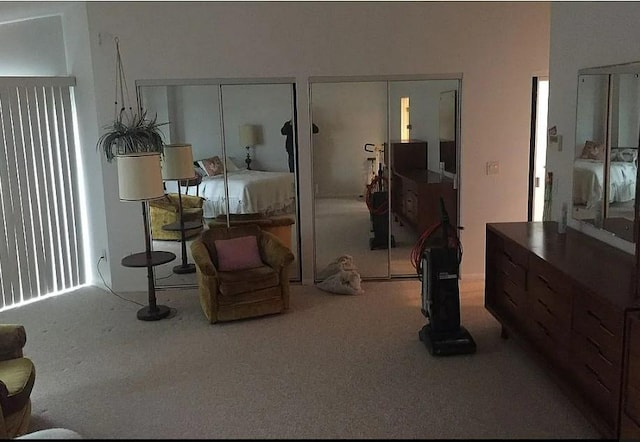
[240,124,260,170]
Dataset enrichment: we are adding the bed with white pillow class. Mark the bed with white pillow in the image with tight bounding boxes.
[573,147,637,208]
[164,156,295,219]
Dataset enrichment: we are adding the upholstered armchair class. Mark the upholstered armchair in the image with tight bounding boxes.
[190,224,295,324]
[149,193,205,241]
[0,325,35,439]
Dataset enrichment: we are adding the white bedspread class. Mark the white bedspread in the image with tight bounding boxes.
[165,170,295,218]
[573,158,636,207]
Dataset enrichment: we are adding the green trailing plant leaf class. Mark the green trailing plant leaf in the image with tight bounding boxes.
[97,109,169,163]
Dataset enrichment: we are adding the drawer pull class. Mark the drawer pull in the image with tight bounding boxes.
[584,363,611,393]
[537,298,554,317]
[587,309,615,337]
[535,320,551,337]
[504,291,517,307]
[537,274,552,290]
[585,336,613,366]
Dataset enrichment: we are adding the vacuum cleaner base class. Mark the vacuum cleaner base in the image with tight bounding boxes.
[419,324,477,356]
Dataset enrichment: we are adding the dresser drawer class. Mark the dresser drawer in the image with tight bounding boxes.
[531,297,570,348]
[404,179,417,195]
[494,273,527,322]
[571,357,619,427]
[572,291,624,362]
[529,255,572,296]
[625,383,640,425]
[528,259,572,323]
[502,239,529,269]
[571,332,620,392]
[497,252,527,288]
[529,318,569,368]
[620,412,640,440]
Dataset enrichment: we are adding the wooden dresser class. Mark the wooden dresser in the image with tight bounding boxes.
[485,222,640,438]
[390,140,457,234]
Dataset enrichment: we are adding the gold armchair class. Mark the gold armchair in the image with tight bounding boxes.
[0,325,35,439]
[190,224,295,323]
[149,193,205,241]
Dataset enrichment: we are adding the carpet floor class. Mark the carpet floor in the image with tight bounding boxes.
[0,280,599,439]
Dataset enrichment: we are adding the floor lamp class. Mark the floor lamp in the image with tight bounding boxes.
[162,143,197,274]
[118,152,176,321]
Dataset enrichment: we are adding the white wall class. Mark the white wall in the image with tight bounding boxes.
[2,1,550,290]
[0,15,66,75]
[548,1,640,254]
[311,81,387,198]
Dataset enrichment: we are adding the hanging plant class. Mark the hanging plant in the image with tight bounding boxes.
[97,38,168,163]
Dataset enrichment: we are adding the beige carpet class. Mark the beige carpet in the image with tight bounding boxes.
[1,280,598,439]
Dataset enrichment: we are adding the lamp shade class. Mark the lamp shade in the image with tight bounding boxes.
[239,124,259,147]
[162,143,195,180]
[117,152,165,201]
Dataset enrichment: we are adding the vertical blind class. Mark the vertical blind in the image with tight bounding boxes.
[0,77,84,309]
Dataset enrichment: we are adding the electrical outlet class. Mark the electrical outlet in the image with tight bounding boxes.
[100,249,107,262]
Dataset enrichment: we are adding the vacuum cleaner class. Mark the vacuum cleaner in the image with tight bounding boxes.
[414,198,476,356]
[365,144,395,250]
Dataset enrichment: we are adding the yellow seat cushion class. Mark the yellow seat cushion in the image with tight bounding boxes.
[0,358,35,416]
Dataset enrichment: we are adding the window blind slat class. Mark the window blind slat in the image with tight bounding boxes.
[14,86,41,301]
[42,86,64,291]
[0,87,24,305]
[60,88,83,285]
[53,87,77,288]
[33,87,55,294]
[0,87,17,307]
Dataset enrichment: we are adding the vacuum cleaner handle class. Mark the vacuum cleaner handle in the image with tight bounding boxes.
[439,197,450,247]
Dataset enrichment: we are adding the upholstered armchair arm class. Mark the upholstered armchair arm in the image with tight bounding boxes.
[259,231,294,270]
[0,325,26,361]
[180,195,205,209]
[190,240,218,276]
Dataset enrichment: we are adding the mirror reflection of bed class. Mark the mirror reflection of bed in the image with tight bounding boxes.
[572,65,640,244]
[137,79,301,288]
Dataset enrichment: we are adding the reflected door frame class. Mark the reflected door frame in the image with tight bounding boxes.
[528,75,549,222]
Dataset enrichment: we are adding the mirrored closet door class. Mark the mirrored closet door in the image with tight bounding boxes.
[310,77,461,281]
[137,78,300,289]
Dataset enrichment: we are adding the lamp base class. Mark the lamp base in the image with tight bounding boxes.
[137,305,171,321]
[173,263,196,274]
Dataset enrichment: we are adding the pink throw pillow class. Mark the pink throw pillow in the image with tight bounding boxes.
[214,235,263,271]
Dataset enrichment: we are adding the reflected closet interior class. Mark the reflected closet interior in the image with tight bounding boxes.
[310,77,461,280]
[136,79,301,289]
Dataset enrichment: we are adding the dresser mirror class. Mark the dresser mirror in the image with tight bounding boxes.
[572,62,640,243]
